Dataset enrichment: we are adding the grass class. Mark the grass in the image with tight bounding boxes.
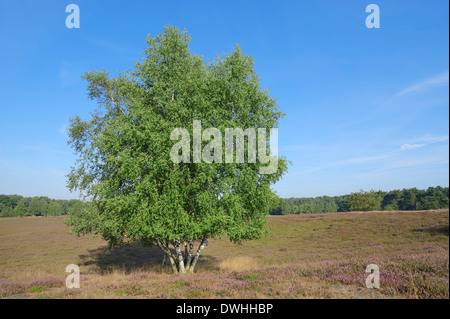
[0,210,448,299]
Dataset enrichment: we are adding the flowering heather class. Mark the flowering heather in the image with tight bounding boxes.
[0,277,64,298]
[0,210,448,299]
[298,253,449,298]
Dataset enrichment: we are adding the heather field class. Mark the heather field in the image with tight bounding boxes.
[0,210,448,299]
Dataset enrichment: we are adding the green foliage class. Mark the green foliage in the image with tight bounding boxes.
[0,206,13,217]
[347,189,383,212]
[270,186,449,215]
[271,195,347,215]
[243,273,260,281]
[13,200,27,216]
[44,202,63,217]
[28,286,46,293]
[65,26,288,272]
[27,197,46,216]
[0,194,86,217]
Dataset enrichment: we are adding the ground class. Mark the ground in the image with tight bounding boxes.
[0,210,448,299]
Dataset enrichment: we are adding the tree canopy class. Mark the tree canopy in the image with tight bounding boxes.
[66,26,288,273]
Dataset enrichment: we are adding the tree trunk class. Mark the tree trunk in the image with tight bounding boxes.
[174,240,186,273]
[188,235,209,273]
[185,239,194,271]
[156,238,179,273]
[168,254,178,274]
[155,236,209,274]
[162,252,166,266]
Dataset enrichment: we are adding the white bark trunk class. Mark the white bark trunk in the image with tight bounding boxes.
[189,235,209,273]
[155,236,210,274]
[185,239,194,270]
[156,238,178,273]
[174,240,186,273]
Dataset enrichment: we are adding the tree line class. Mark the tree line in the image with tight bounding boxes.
[2,186,447,218]
[0,194,87,217]
[270,186,449,215]
[2,186,448,217]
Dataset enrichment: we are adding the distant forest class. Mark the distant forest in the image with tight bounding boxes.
[270,186,449,215]
[1,186,448,217]
[0,195,87,217]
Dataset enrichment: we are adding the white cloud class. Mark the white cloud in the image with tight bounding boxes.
[399,135,448,151]
[374,150,449,172]
[297,134,448,175]
[410,134,449,144]
[400,143,426,150]
[395,71,449,97]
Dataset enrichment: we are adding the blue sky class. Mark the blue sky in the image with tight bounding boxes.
[0,0,448,199]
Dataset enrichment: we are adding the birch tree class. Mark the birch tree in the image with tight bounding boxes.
[66,25,287,274]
